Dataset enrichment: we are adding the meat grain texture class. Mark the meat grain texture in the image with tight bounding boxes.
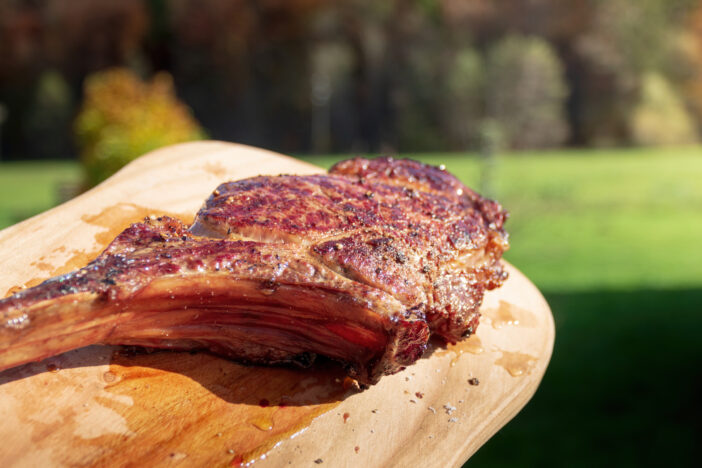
[0,158,508,385]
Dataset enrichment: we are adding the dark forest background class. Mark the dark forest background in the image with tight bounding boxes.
[2,0,702,162]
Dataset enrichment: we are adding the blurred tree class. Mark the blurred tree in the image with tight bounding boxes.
[0,103,6,160]
[476,118,504,198]
[484,35,569,149]
[25,70,73,159]
[575,0,700,145]
[44,0,148,79]
[391,0,447,152]
[445,47,484,150]
[441,0,702,147]
[0,0,148,160]
[309,41,354,153]
[75,68,204,186]
[2,0,702,156]
[440,0,593,43]
[682,3,702,134]
[168,0,324,152]
[333,0,399,152]
[629,72,698,146]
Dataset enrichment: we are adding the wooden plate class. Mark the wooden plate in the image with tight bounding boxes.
[0,141,554,467]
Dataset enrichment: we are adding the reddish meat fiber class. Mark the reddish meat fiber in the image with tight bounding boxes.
[0,157,508,385]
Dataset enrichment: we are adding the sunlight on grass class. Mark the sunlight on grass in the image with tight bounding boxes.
[0,161,81,229]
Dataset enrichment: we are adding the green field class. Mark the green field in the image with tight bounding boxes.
[1,146,701,466]
[0,161,82,229]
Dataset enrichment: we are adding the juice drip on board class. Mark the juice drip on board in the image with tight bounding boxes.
[486,300,537,329]
[3,203,191,297]
[494,351,536,377]
[105,350,351,466]
[434,335,484,367]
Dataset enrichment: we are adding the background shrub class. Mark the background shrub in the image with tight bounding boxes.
[485,36,569,150]
[629,72,699,146]
[74,68,205,187]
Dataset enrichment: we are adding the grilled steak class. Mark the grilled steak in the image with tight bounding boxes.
[0,157,508,385]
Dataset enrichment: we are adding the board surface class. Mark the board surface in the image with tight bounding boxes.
[0,141,554,467]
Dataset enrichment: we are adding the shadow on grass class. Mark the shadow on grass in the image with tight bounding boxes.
[467,288,702,467]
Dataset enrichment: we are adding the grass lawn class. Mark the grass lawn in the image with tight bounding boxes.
[1,146,701,466]
[0,161,82,229]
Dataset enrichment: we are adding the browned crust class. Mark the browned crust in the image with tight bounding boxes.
[0,157,509,384]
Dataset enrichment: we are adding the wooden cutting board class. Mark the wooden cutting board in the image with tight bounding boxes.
[0,141,554,467]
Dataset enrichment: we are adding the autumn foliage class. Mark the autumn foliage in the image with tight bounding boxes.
[74,69,204,186]
[1,0,701,160]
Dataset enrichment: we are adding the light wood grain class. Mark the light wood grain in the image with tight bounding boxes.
[0,141,554,467]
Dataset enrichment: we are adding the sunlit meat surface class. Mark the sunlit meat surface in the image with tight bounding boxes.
[0,157,508,385]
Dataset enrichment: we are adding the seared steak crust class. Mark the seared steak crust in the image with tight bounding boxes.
[1,158,508,384]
